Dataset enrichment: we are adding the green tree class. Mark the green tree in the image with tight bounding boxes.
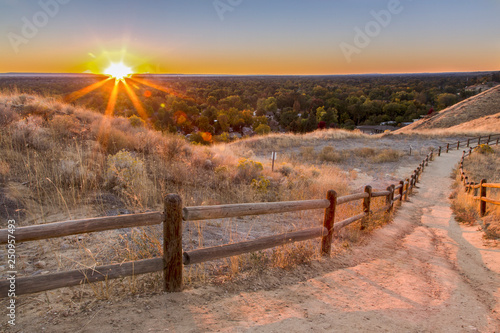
[255,124,271,135]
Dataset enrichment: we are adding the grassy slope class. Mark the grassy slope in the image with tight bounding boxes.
[394,85,500,134]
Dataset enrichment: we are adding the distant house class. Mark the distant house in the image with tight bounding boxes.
[356,125,398,134]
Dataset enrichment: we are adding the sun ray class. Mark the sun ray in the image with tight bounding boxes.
[129,77,188,100]
[64,77,112,103]
[122,79,150,124]
[104,79,120,117]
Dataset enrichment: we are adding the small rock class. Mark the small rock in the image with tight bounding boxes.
[34,261,46,269]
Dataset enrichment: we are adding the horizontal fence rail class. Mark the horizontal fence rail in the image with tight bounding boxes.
[183,227,327,265]
[0,258,163,296]
[0,212,162,245]
[182,199,330,221]
[1,134,498,297]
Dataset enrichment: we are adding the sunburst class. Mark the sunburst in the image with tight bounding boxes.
[64,57,212,146]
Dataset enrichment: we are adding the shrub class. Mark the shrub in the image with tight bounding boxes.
[370,149,402,163]
[251,176,270,193]
[299,147,316,160]
[475,144,494,155]
[105,150,152,205]
[129,115,145,128]
[235,158,263,183]
[49,115,81,138]
[97,127,136,154]
[0,105,19,127]
[12,116,51,150]
[318,146,341,163]
[278,163,293,176]
[353,147,376,157]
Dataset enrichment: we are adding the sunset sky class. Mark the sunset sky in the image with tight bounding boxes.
[0,0,499,75]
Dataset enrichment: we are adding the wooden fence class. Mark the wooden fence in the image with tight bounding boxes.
[458,139,500,216]
[1,134,499,296]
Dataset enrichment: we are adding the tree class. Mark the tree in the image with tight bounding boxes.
[436,93,458,110]
[254,124,271,135]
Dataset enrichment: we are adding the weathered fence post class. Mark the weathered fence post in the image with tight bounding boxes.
[321,190,337,256]
[399,181,404,202]
[425,155,429,166]
[360,185,372,230]
[488,135,491,144]
[386,186,394,213]
[404,178,410,200]
[456,141,459,150]
[497,137,499,146]
[438,146,441,156]
[479,179,487,217]
[163,194,183,292]
[467,138,470,147]
[478,136,481,146]
[446,143,449,153]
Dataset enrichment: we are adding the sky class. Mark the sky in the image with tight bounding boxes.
[0,0,499,75]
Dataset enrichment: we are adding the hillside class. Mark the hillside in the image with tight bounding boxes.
[395,85,500,134]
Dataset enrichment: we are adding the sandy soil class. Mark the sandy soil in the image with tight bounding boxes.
[5,149,500,332]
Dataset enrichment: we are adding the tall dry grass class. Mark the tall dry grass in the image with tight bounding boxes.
[450,144,500,238]
[0,92,401,300]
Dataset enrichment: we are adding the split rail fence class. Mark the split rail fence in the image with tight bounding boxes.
[458,138,500,217]
[1,134,499,296]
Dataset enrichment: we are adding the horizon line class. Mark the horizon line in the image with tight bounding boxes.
[1,70,499,77]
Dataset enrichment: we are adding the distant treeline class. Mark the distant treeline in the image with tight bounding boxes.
[1,72,499,143]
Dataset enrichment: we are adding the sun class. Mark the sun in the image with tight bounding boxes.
[104,62,133,80]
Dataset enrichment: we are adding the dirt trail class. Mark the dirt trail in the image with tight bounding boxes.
[11,150,500,332]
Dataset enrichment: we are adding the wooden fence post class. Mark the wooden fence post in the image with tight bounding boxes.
[404,178,410,200]
[321,190,337,256]
[399,181,404,202]
[163,194,183,292]
[488,135,491,144]
[497,138,499,146]
[425,155,429,166]
[479,179,487,217]
[386,186,394,213]
[438,146,441,156]
[464,176,468,192]
[478,136,481,146]
[457,141,460,150]
[360,185,372,230]
[467,138,470,147]
[446,143,449,153]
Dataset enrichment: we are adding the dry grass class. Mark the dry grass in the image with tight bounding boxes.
[229,128,370,153]
[451,145,500,238]
[0,91,407,300]
[395,85,500,134]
